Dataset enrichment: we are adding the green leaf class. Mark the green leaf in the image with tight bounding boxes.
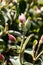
[0,39,5,52]
[0,13,5,25]
[18,0,26,14]
[35,60,41,65]
[8,30,22,37]
[1,8,12,23]
[24,49,33,56]
[10,56,21,65]
[22,34,34,51]
[7,12,12,22]
[40,55,43,65]
[0,25,4,31]
[2,11,8,22]
[37,0,43,5]
[23,62,33,65]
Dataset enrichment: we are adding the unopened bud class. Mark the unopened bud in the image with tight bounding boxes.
[8,34,16,41]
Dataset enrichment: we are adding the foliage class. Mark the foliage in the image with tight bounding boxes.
[0,0,43,65]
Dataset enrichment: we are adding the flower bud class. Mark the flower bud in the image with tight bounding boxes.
[0,53,5,60]
[36,8,41,14]
[8,34,16,41]
[18,13,26,23]
[33,6,41,15]
[39,35,43,43]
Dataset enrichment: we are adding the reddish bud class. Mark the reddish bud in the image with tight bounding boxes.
[36,8,41,14]
[8,34,16,41]
[19,13,26,23]
[0,53,4,60]
[39,35,43,43]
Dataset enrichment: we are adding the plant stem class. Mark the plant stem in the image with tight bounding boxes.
[19,34,34,65]
[35,50,43,61]
[22,34,34,52]
[33,61,35,65]
[33,50,43,63]
[19,35,24,65]
[35,42,42,57]
[32,40,38,58]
